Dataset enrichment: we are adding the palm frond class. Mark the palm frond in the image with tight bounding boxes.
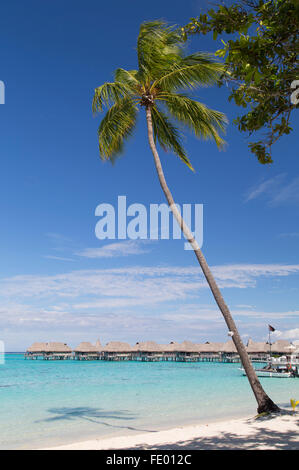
[152,53,224,92]
[93,21,227,167]
[151,106,194,171]
[92,82,133,114]
[137,21,183,84]
[114,69,140,91]
[159,93,227,148]
[98,98,138,161]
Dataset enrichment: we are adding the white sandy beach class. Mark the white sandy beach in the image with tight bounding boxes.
[45,411,298,450]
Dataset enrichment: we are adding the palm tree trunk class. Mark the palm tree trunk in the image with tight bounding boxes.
[146,106,279,414]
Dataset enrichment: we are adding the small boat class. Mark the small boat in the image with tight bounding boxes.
[240,326,299,378]
[254,367,292,378]
[240,365,293,378]
[240,359,298,378]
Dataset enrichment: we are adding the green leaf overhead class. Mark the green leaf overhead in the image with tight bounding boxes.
[183,0,299,163]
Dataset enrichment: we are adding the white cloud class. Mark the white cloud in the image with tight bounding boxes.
[210,263,299,288]
[1,263,299,301]
[235,304,256,309]
[244,174,299,206]
[273,328,299,342]
[76,240,151,258]
[244,174,286,202]
[0,262,299,335]
[233,308,299,320]
[45,233,72,242]
[270,177,299,205]
[44,255,75,262]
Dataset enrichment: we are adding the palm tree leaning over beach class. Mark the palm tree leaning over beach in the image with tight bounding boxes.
[92,21,279,414]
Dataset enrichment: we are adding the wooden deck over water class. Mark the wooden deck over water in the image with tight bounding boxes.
[24,351,267,363]
[25,338,293,363]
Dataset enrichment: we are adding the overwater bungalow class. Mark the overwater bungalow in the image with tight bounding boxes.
[25,342,72,360]
[160,341,200,360]
[163,341,187,360]
[74,342,100,360]
[219,340,239,362]
[169,341,200,361]
[246,339,269,362]
[43,342,73,360]
[271,340,293,355]
[162,341,183,352]
[158,342,177,360]
[25,338,296,363]
[25,342,48,359]
[102,341,132,361]
[181,340,200,353]
[132,341,164,361]
[196,342,223,361]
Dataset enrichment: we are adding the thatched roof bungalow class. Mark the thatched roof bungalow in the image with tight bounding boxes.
[196,342,223,353]
[246,339,269,354]
[44,342,72,353]
[162,341,200,353]
[74,342,100,359]
[102,341,132,360]
[219,340,238,354]
[26,342,48,353]
[132,341,162,352]
[26,342,72,359]
[271,340,293,354]
[161,341,184,352]
[102,341,132,352]
[74,342,99,352]
[180,340,199,352]
[26,336,296,362]
[26,342,72,354]
[132,341,164,359]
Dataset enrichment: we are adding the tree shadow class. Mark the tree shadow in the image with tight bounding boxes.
[37,406,157,433]
[124,412,299,450]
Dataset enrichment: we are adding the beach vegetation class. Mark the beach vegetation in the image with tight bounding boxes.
[182,0,299,164]
[290,398,299,412]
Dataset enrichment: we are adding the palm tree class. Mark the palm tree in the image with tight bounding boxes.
[92,21,279,414]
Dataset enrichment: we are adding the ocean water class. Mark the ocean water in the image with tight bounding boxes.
[0,354,298,449]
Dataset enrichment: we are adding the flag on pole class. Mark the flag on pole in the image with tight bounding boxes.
[268,325,275,332]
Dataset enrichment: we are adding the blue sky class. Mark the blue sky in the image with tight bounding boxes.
[0,0,298,350]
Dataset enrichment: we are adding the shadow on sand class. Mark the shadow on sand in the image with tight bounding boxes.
[37,406,157,433]
[125,411,299,450]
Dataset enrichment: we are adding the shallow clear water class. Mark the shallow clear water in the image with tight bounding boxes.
[0,354,298,449]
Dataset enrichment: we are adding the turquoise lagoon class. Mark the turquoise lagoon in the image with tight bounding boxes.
[0,354,298,449]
